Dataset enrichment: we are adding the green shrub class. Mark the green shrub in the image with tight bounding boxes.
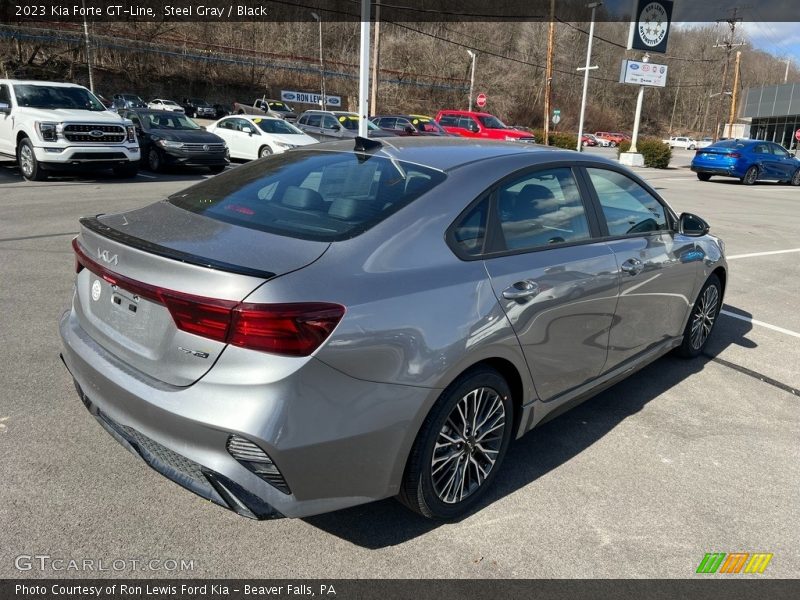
[531,130,579,150]
[618,138,672,169]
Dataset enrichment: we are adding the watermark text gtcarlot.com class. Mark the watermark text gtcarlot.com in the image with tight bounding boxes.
[14,555,195,572]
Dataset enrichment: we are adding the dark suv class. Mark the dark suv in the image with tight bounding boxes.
[182,98,216,119]
[112,94,147,112]
[296,110,396,141]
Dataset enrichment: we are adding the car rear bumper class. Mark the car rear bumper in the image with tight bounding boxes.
[691,164,741,177]
[59,308,432,519]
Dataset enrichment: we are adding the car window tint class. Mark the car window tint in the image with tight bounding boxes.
[497,168,591,251]
[168,151,446,242]
[587,168,668,236]
[306,114,322,127]
[771,144,789,157]
[754,144,770,154]
[439,115,458,127]
[322,115,339,129]
[452,198,488,256]
[0,84,10,104]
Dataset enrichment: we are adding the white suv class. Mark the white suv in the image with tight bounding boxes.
[0,79,140,181]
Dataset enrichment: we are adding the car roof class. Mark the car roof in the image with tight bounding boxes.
[293,137,618,173]
[438,110,494,117]
[235,115,282,121]
[5,80,88,88]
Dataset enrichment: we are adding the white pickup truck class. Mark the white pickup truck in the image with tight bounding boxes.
[662,136,698,150]
[0,79,139,181]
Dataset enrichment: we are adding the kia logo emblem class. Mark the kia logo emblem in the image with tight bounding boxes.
[89,130,104,138]
[97,248,118,266]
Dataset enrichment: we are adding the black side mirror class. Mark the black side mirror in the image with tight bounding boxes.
[678,212,709,237]
[0,102,11,115]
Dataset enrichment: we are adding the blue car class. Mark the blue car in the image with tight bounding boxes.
[691,139,800,185]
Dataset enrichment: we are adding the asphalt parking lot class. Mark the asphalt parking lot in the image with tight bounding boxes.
[1,148,798,579]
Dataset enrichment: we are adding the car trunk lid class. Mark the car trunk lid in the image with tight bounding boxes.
[72,201,330,386]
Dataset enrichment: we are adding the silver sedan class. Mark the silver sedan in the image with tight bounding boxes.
[60,138,726,519]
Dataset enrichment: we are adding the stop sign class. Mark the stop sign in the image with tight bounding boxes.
[795,129,800,141]
[476,93,487,108]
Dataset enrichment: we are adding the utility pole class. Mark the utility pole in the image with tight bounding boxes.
[543,0,555,145]
[311,12,326,110]
[712,8,744,141]
[369,1,381,116]
[785,58,791,84]
[668,76,681,136]
[576,2,601,152]
[81,0,94,92]
[467,50,477,111]
[727,51,742,138]
[357,0,371,137]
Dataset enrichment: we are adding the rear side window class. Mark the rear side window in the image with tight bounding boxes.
[586,168,668,236]
[168,151,446,242]
[451,198,488,256]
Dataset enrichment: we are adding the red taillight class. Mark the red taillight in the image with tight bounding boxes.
[229,303,345,356]
[72,238,344,356]
[728,152,741,158]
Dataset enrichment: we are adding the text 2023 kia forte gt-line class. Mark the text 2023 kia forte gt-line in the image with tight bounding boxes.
[60,137,726,520]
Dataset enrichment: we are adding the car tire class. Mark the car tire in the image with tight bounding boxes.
[675,274,722,359]
[609,141,617,147]
[208,165,226,174]
[112,163,139,178]
[147,148,163,172]
[689,145,696,150]
[741,166,759,185]
[791,169,800,186]
[697,173,712,181]
[17,137,47,181]
[398,366,513,519]
[258,146,273,159]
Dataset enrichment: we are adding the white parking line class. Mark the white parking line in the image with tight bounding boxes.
[720,310,800,339]
[137,173,156,179]
[727,248,800,260]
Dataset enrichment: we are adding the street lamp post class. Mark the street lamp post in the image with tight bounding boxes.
[467,50,477,111]
[311,12,326,110]
[576,2,601,152]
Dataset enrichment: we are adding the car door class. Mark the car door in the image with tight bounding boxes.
[211,118,237,157]
[770,143,797,179]
[475,166,620,402]
[0,84,13,157]
[236,118,262,159]
[320,114,346,140]
[299,113,324,140]
[751,143,775,178]
[582,167,702,370]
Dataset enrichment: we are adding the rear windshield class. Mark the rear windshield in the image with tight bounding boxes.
[168,150,446,241]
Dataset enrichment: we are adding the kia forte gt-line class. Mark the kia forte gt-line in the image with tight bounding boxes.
[59,137,727,520]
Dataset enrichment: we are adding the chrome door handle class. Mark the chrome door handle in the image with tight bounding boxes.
[502,280,540,300]
[620,258,644,276]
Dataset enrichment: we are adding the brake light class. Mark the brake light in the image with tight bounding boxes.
[728,152,741,158]
[72,238,344,356]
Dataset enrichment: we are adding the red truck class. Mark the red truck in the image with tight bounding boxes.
[435,110,535,142]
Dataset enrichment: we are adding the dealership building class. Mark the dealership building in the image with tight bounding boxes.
[741,82,800,148]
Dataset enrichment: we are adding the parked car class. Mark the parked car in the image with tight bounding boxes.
[95,93,114,109]
[590,134,612,147]
[696,137,714,149]
[112,93,147,111]
[435,110,536,142]
[581,134,598,147]
[663,136,697,150]
[691,139,800,185]
[232,99,296,121]
[371,114,449,136]
[147,99,184,113]
[121,109,228,174]
[207,115,316,160]
[182,97,216,119]
[296,110,396,141]
[213,103,232,119]
[0,79,139,180]
[60,137,726,521]
[594,131,624,147]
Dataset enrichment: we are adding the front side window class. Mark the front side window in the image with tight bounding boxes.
[168,151,446,242]
[586,168,668,236]
[477,115,507,129]
[770,143,789,157]
[322,115,340,130]
[0,84,10,105]
[497,168,591,251]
